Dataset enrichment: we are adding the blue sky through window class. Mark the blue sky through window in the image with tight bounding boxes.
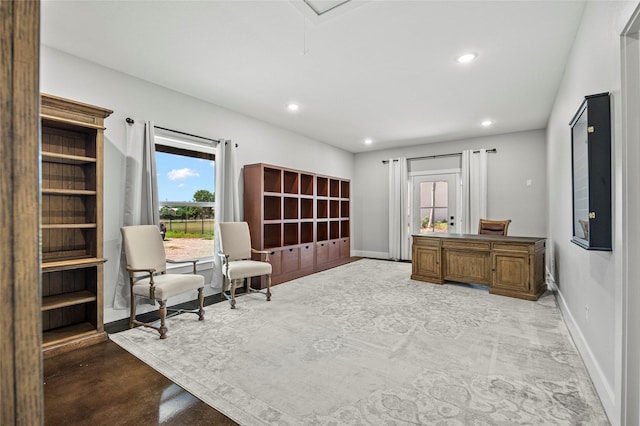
[155,152,215,202]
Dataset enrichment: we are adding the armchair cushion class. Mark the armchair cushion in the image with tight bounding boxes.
[223,260,272,281]
[133,273,205,300]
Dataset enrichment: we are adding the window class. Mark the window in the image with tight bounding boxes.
[411,173,458,234]
[154,129,216,260]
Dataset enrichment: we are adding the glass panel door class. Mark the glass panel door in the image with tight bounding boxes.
[411,174,457,234]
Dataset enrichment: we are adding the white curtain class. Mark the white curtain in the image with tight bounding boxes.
[460,148,488,234]
[388,157,410,260]
[213,140,240,290]
[114,120,160,309]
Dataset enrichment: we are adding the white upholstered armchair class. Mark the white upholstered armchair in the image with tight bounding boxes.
[121,225,205,339]
[218,221,272,309]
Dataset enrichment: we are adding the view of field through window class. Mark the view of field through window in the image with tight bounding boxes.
[155,147,215,260]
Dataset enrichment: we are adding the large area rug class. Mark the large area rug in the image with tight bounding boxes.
[110,258,608,425]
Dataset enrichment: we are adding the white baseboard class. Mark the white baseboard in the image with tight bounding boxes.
[546,268,615,423]
[351,250,390,259]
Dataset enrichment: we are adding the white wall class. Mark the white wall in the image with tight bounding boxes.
[352,130,547,258]
[545,2,639,424]
[40,46,354,322]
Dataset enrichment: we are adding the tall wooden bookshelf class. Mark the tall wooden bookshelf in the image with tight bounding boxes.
[40,94,112,357]
[243,163,351,286]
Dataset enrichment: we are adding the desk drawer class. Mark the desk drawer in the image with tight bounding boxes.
[412,236,441,248]
[442,240,491,251]
[492,242,531,253]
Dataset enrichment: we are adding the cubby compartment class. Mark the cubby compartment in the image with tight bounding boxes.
[283,223,299,246]
[330,200,340,218]
[284,197,299,219]
[300,221,314,244]
[284,170,299,194]
[317,199,328,219]
[300,174,314,195]
[341,201,349,218]
[317,177,328,197]
[317,221,328,241]
[263,167,282,193]
[264,223,282,248]
[300,198,314,219]
[330,179,340,197]
[341,220,350,238]
[341,181,350,198]
[264,196,281,220]
[330,221,340,240]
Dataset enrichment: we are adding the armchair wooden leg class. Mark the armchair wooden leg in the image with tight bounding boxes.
[158,300,168,339]
[197,287,205,320]
[230,279,237,309]
[129,287,136,329]
[266,274,272,302]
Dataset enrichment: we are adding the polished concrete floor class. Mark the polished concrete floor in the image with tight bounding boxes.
[43,295,238,425]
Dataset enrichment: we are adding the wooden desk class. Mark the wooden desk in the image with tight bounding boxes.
[411,233,546,301]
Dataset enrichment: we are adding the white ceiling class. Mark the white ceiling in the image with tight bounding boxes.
[40,0,586,153]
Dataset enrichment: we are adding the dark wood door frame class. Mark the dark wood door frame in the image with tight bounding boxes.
[0,1,43,424]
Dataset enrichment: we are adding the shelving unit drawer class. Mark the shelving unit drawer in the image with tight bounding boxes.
[329,240,340,261]
[282,247,300,273]
[300,244,314,269]
[339,238,350,258]
[267,250,282,276]
[316,241,329,265]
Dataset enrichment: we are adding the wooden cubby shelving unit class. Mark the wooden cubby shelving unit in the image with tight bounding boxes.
[244,163,351,286]
[40,94,112,357]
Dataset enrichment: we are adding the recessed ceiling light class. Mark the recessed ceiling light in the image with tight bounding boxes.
[456,53,477,64]
[481,120,493,127]
[364,138,373,145]
[287,103,300,111]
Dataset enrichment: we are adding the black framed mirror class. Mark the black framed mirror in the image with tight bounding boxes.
[570,92,611,251]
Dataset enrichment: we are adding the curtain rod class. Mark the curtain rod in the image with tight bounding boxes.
[381,148,497,164]
[125,118,221,144]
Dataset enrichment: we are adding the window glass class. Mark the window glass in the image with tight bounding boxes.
[155,143,215,260]
[418,181,448,233]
